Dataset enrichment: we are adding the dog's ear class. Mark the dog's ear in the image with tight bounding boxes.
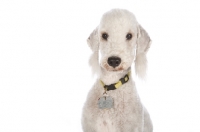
[87,27,99,52]
[87,27,100,76]
[135,25,151,79]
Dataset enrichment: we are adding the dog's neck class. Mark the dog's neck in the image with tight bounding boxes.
[100,67,131,85]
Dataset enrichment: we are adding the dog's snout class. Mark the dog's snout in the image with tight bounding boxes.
[107,56,121,68]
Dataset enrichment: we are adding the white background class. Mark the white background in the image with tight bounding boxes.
[0,0,200,132]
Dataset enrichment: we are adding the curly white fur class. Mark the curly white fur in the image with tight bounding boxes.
[82,9,153,132]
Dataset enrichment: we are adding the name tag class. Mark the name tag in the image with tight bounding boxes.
[98,96,114,109]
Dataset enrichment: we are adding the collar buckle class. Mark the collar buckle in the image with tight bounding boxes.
[120,74,129,84]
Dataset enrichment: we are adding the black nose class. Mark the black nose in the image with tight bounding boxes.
[107,56,121,68]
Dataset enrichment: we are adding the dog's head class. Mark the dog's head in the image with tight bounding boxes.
[87,9,151,78]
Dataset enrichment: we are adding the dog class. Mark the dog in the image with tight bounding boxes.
[82,9,153,132]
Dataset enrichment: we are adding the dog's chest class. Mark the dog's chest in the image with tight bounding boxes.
[84,81,142,132]
[95,99,136,132]
[95,88,137,130]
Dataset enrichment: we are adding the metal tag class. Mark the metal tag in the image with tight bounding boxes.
[98,96,114,109]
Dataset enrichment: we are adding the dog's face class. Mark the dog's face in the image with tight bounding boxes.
[87,9,151,78]
[98,10,138,72]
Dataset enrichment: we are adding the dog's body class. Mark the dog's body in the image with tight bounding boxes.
[82,9,153,132]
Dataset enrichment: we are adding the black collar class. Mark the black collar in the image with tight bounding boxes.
[100,72,131,91]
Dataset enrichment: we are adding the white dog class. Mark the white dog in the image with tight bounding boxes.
[82,9,153,132]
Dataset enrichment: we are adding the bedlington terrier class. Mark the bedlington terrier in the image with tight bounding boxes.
[82,9,153,132]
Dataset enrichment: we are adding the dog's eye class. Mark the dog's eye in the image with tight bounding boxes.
[126,33,132,40]
[102,33,108,40]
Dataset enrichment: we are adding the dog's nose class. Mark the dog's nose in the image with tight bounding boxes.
[107,56,121,68]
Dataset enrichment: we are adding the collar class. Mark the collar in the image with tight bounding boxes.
[100,71,131,91]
